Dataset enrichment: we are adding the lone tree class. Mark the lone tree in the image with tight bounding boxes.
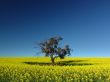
[39,36,71,65]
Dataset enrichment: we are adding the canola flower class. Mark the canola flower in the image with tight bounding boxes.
[0,57,110,82]
[0,64,110,82]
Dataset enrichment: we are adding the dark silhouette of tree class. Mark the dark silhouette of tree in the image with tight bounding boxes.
[38,36,71,65]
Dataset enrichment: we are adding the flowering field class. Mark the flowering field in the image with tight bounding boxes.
[0,57,110,82]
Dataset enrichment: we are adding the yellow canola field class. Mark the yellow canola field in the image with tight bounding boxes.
[0,57,110,82]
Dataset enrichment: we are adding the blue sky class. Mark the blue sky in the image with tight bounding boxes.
[0,0,110,57]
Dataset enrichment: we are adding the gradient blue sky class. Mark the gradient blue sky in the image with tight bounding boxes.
[0,0,110,57]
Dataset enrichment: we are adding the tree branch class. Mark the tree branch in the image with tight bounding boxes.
[53,55,59,59]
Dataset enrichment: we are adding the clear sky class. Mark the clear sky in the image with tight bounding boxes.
[0,0,110,57]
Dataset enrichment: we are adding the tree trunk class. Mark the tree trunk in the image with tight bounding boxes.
[51,57,55,65]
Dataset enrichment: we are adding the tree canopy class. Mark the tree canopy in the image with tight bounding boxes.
[39,36,71,64]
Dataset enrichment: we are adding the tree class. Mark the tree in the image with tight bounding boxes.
[38,36,71,65]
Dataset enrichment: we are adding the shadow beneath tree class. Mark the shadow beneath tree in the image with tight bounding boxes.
[23,60,93,66]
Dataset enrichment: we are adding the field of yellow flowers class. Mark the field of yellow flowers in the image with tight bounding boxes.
[0,57,110,82]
